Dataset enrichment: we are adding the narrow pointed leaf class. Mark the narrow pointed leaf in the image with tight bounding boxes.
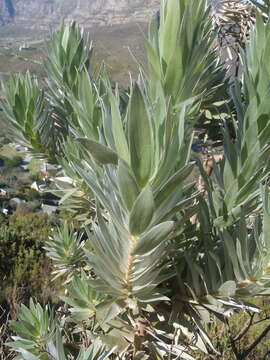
[128,84,153,187]
[117,160,140,211]
[129,185,155,235]
[109,90,130,163]
[77,138,118,165]
[133,221,174,255]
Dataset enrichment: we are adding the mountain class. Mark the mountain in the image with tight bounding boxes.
[0,0,160,28]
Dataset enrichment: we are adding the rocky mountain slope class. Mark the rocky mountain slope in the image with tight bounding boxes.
[0,0,160,28]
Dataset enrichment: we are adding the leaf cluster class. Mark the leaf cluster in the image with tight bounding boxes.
[3,0,270,359]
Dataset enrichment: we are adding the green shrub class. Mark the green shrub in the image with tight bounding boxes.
[22,187,40,201]
[10,155,23,167]
[29,172,42,182]
[0,212,58,316]
[8,210,54,244]
[0,136,10,146]
[0,155,8,167]
[3,2,270,359]
[0,155,23,168]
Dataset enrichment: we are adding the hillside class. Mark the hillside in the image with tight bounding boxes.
[0,0,159,28]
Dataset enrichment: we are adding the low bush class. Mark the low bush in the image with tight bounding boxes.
[29,172,42,182]
[0,212,59,317]
[0,155,8,167]
[20,187,40,201]
[0,155,23,168]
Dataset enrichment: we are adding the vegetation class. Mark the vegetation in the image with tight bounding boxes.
[0,155,23,168]
[194,298,270,359]
[0,23,146,87]
[0,212,57,316]
[2,0,270,359]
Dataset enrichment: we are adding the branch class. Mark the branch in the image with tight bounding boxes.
[233,313,255,342]
[226,319,240,360]
[252,316,270,327]
[239,323,270,359]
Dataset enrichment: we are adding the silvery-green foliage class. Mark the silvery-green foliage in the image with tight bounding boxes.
[3,0,270,358]
[44,222,86,282]
[145,0,229,139]
[0,72,67,160]
[7,299,57,359]
[44,22,92,96]
[8,301,114,360]
[202,13,270,228]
